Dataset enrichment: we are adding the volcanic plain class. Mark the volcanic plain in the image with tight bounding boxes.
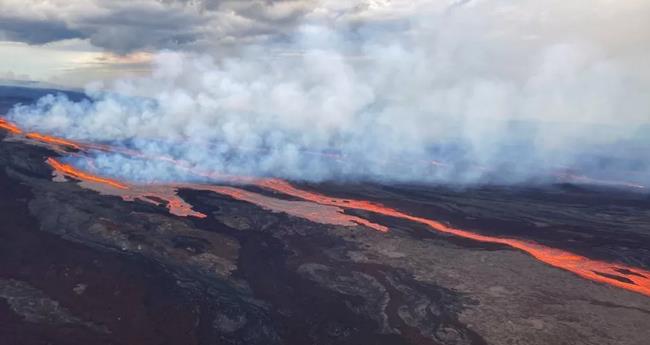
[1,87,649,345]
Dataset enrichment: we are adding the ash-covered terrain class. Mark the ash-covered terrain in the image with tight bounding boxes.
[1,87,649,345]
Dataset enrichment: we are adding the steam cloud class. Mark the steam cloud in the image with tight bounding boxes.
[7,1,650,186]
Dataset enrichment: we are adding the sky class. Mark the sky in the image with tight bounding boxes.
[0,0,427,86]
[3,0,650,184]
[1,0,645,87]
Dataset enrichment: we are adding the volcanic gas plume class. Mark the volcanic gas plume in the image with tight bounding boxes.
[2,118,650,298]
[7,0,650,187]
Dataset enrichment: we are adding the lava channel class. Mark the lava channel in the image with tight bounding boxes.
[26,133,82,150]
[47,158,205,218]
[8,119,650,297]
[190,185,388,232]
[45,158,386,231]
[256,178,650,297]
[47,158,128,190]
[0,118,22,134]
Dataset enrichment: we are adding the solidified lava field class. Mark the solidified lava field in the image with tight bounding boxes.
[1,88,650,345]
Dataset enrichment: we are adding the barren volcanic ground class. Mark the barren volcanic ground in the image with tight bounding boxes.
[1,88,650,345]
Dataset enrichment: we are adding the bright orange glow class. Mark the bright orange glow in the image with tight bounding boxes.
[26,133,81,150]
[0,118,22,134]
[45,158,206,218]
[257,178,650,297]
[122,185,207,219]
[165,197,207,218]
[194,185,388,232]
[11,120,650,297]
[46,158,128,190]
[43,158,380,229]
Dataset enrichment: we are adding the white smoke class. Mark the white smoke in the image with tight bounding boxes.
[8,0,650,186]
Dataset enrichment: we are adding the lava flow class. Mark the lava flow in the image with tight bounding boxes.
[46,158,128,190]
[26,133,82,150]
[4,117,650,297]
[0,118,22,134]
[47,157,206,218]
[195,185,388,232]
[45,157,386,231]
[256,179,650,297]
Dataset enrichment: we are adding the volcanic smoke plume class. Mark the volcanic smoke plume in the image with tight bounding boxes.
[6,0,650,186]
[3,2,650,344]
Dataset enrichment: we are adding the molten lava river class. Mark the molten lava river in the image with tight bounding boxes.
[2,117,650,298]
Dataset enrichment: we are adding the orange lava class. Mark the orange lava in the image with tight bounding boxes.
[43,157,384,230]
[194,185,388,232]
[122,185,207,219]
[46,158,206,218]
[46,158,128,190]
[257,178,650,297]
[165,197,207,218]
[0,118,22,134]
[26,133,81,150]
[10,118,650,296]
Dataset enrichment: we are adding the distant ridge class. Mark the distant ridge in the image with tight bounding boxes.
[0,79,82,93]
[0,84,87,115]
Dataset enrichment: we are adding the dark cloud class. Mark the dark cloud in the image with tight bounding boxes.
[0,0,319,53]
[164,0,306,17]
[81,5,208,54]
[0,0,408,54]
[0,16,83,44]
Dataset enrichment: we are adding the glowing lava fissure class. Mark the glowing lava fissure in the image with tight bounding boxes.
[0,118,22,134]
[4,117,650,297]
[46,158,128,190]
[26,133,82,150]
[194,185,389,232]
[256,179,650,297]
[46,157,206,218]
[44,157,387,231]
